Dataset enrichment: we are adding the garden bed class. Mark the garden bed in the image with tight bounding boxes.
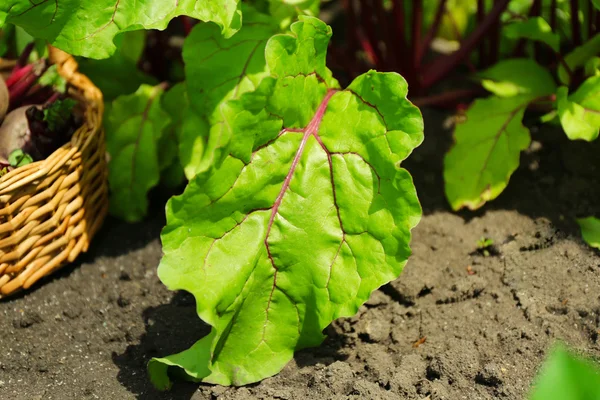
[0,110,598,400]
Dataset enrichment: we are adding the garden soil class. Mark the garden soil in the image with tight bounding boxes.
[1,110,599,400]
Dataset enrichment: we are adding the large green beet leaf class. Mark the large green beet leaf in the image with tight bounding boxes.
[0,0,241,58]
[149,17,423,387]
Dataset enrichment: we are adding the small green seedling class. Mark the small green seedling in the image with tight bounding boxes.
[476,237,495,257]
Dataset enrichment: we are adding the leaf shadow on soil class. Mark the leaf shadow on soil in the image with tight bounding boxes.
[112,291,350,399]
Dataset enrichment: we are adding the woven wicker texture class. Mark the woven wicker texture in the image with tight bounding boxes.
[0,47,108,297]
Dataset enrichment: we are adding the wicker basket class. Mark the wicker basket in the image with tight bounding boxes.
[0,47,108,298]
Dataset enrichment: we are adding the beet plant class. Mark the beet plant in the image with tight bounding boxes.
[150,17,422,386]
[1,0,424,387]
[1,0,599,390]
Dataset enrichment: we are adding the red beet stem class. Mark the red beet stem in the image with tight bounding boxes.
[5,64,34,88]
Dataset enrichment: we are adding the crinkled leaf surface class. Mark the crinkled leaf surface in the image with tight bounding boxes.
[105,84,170,222]
[78,31,157,101]
[181,5,279,179]
[0,0,241,59]
[557,76,600,142]
[529,345,600,400]
[478,59,556,98]
[503,17,560,52]
[559,34,600,84]
[150,16,423,387]
[444,95,533,210]
[577,217,600,249]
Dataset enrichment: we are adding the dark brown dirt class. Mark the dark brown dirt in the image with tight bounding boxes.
[1,110,599,400]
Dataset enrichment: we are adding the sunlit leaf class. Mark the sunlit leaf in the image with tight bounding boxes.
[557,76,600,142]
[149,16,423,387]
[0,0,242,58]
[577,217,600,249]
[444,95,533,210]
[478,58,556,98]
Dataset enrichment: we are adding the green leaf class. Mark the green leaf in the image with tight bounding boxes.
[0,0,242,59]
[150,16,423,387]
[0,24,14,57]
[503,17,560,52]
[577,217,600,249]
[444,95,532,210]
[594,0,600,11]
[38,65,67,94]
[158,82,187,188]
[585,57,600,76]
[14,25,47,60]
[558,34,600,84]
[478,58,556,98]
[181,5,279,179]
[529,345,600,400]
[557,76,600,142]
[43,98,76,132]
[8,149,32,167]
[78,31,157,101]
[105,84,170,222]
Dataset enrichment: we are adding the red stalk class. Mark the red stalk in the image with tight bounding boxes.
[391,0,408,72]
[9,71,39,103]
[5,63,33,88]
[341,0,360,57]
[420,0,510,90]
[359,0,384,68]
[13,42,34,72]
[44,91,61,106]
[411,88,485,107]
[373,0,397,70]
[180,16,193,36]
[570,0,582,46]
[477,0,486,66]
[416,0,447,66]
[489,12,501,65]
[411,0,423,70]
[358,31,381,66]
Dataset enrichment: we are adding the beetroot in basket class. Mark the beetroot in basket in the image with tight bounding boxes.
[0,43,83,173]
